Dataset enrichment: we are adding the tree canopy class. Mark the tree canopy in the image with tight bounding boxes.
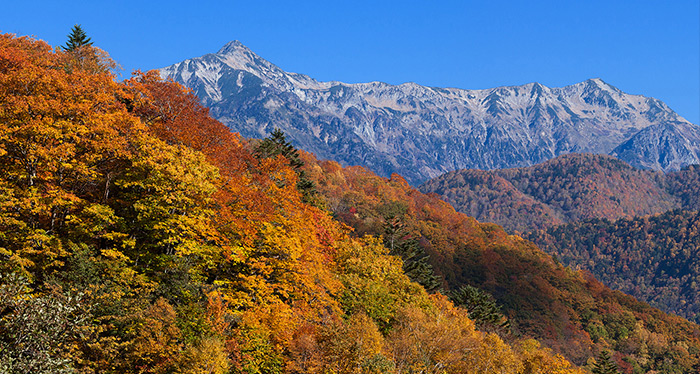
[0,33,582,374]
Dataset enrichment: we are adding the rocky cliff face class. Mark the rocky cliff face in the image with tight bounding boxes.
[611,121,700,171]
[160,40,700,185]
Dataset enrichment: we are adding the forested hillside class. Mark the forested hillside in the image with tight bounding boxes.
[420,153,700,233]
[527,209,700,324]
[420,154,700,330]
[303,155,700,373]
[5,33,700,374]
[0,33,582,374]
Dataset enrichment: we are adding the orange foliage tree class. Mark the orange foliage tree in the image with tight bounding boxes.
[1,33,584,373]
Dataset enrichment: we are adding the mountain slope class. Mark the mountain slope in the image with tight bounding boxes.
[160,41,700,185]
[301,153,700,372]
[526,209,700,324]
[419,153,692,233]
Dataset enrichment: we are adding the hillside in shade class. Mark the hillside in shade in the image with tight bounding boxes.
[421,154,700,327]
[160,41,700,185]
[420,153,700,233]
[526,209,700,324]
[301,152,700,372]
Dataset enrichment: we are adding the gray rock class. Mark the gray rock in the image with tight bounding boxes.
[160,41,700,185]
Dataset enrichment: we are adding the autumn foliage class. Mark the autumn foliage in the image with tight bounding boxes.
[528,209,700,324]
[302,152,700,373]
[0,34,584,373]
[420,153,698,233]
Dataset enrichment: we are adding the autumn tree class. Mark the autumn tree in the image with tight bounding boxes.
[315,312,393,373]
[0,34,139,279]
[387,295,523,373]
[0,34,226,372]
[334,235,431,331]
[517,339,577,374]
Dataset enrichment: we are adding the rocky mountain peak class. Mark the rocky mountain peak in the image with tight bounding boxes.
[217,40,247,54]
[159,42,700,185]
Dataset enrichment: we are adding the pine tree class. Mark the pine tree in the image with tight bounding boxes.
[381,202,441,292]
[592,350,618,374]
[63,24,93,52]
[61,25,114,74]
[255,128,318,203]
[449,285,510,331]
[255,129,302,168]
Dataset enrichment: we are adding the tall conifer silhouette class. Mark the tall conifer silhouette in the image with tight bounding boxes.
[64,24,93,51]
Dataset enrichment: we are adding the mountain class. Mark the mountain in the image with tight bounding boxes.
[159,40,700,185]
[612,120,700,171]
[419,153,700,233]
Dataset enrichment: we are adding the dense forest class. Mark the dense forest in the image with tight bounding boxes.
[302,155,700,373]
[420,152,700,331]
[527,209,700,324]
[0,33,583,373]
[2,33,700,374]
[420,153,700,234]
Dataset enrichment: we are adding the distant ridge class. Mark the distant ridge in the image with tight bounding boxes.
[160,41,700,185]
[419,153,700,233]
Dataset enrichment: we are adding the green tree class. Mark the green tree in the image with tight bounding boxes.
[63,24,93,52]
[61,25,116,74]
[449,285,510,332]
[255,128,303,169]
[592,350,618,374]
[255,128,318,203]
[381,201,441,293]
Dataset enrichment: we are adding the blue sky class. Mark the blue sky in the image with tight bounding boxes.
[3,0,699,124]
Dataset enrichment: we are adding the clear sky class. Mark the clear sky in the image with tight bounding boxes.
[3,0,699,124]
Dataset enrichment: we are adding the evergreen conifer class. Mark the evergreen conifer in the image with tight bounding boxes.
[255,128,318,203]
[592,350,618,374]
[63,24,93,52]
[381,202,441,292]
[449,285,510,331]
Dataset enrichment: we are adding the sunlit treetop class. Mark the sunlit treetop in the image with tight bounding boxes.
[63,24,92,52]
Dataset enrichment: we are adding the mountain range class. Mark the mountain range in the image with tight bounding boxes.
[159,40,700,185]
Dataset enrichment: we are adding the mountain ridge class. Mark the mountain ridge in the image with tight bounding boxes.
[160,41,700,185]
[419,153,700,233]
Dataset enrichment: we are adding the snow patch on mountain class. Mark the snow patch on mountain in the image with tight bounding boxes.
[159,41,700,185]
